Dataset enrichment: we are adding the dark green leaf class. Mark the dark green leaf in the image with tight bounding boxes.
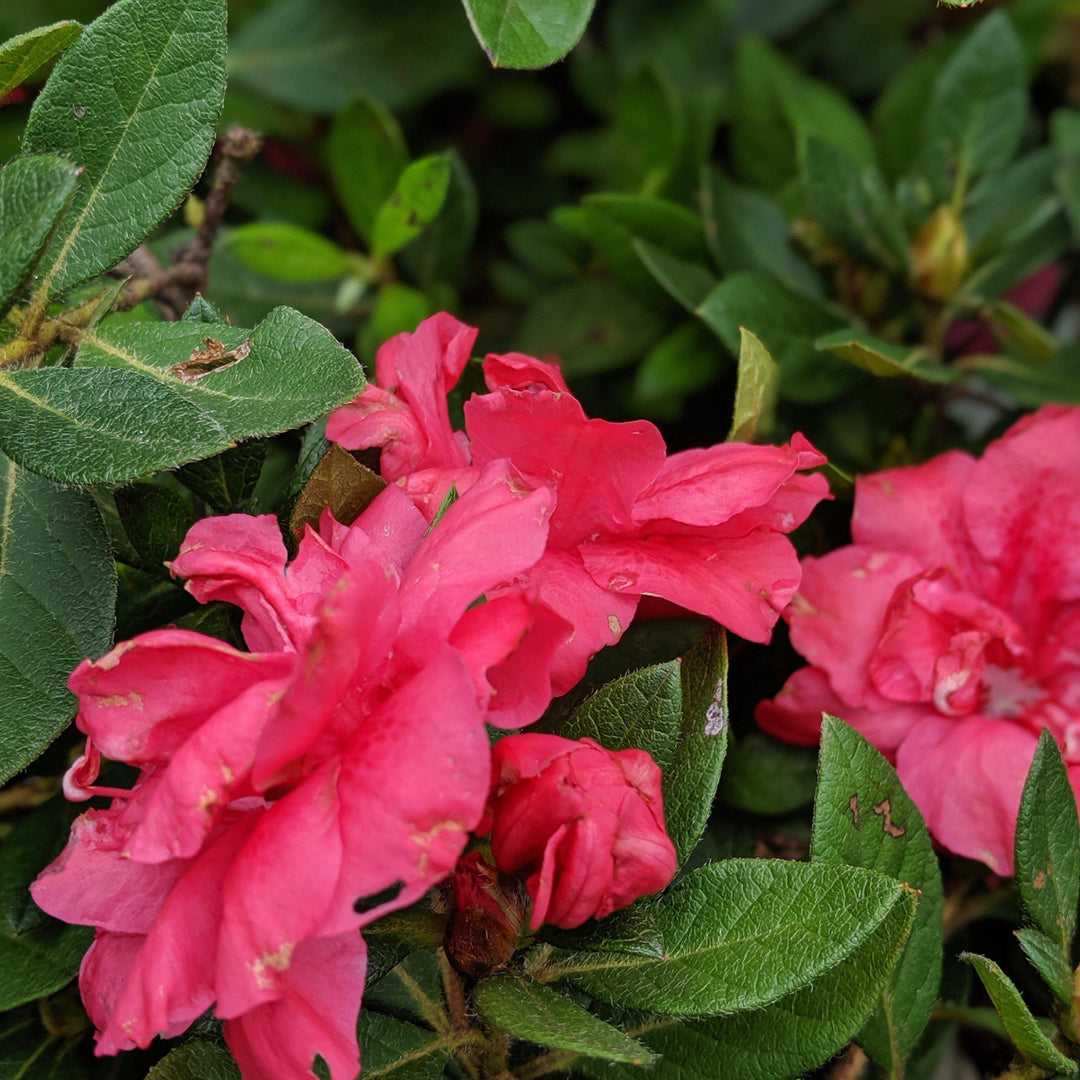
[145,1041,240,1080]
[0,306,364,485]
[228,0,477,114]
[0,21,82,99]
[0,154,79,316]
[328,95,408,244]
[358,1010,450,1080]
[1014,729,1080,957]
[963,953,1076,1074]
[0,1007,89,1080]
[475,976,654,1063]
[920,12,1027,191]
[1016,927,1074,1006]
[363,910,446,989]
[175,441,268,513]
[0,451,115,782]
[0,797,94,1009]
[812,717,943,1073]
[718,731,816,816]
[23,0,227,297]
[372,155,451,260]
[543,859,914,1016]
[114,481,197,576]
[728,327,778,442]
[461,0,596,68]
[633,322,723,420]
[226,223,351,283]
[632,240,717,312]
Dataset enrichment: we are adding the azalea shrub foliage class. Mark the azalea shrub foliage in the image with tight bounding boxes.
[3,2,1080,1080]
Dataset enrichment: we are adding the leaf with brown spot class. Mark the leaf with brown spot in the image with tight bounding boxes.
[873,797,906,838]
[289,443,385,539]
[170,337,252,383]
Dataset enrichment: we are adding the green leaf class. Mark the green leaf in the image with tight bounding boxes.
[0,451,115,783]
[697,272,855,404]
[22,0,227,297]
[1014,729,1080,957]
[328,95,408,244]
[461,0,596,68]
[718,731,816,815]
[728,327,779,442]
[576,886,917,1080]
[0,797,94,1009]
[0,21,81,99]
[226,224,351,283]
[372,155,452,259]
[542,859,915,1016]
[146,1041,240,1080]
[228,0,476,114]
[983,300,1059,365]
[113,481,197,576]
[699,168,822,300]
[801,136,908,270]
[0,154,79,315]
[475,976,654,1063]
[812,717,943,1075]
[0,306,364,485]
[0,1007,90,1080]
[358,1012,451,1080]
[814,329,957,383]
[632,239,718,312]
[363,910,446,988]
[963,953,1076,1074]
[633,322,723,420]
[1016,926,1074,1006]
[175,441,268,513]
[920,12,1027,191]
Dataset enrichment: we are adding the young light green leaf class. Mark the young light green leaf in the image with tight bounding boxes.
[0,306,364,485]
[0,154,79,315]
[1015,729,1080,957]
[1016,926,1074,1006]
[146,1041,240,1080]
[226,223,351,283]
[328,95,409,243]
[358,1011,452,1080]
[984,300,1059,365]
[921,12,1027,191]
[0,21,82,100]
[814,329,957,383]
[461,0,597,69]
[718,731,816,815]
[0,797,94,1010]
[541,859,914,1016]
[475,976,654,1064]
[728,327,778,442]
[372,155,451,259]
[812,716,943,1075]
[0,452,115,783]
[963,953,1077,1074]
[576,887,916,1080]
[23,0,227,297]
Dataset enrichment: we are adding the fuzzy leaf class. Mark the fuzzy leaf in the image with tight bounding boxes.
[0,451,115,783]
[146,1041,240,1080]
[22,0,227,297]
[358,1012,451,1080]
[0,21,82,101]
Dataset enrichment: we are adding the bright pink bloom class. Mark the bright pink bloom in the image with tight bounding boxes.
[33,465,554,1080]
[757,407,1080,875]
[480,734,677,929]
[328,314,830,693]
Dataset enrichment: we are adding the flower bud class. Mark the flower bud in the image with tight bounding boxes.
[910,205,969,301]
[482,734,677,930]
[443,852,527,978]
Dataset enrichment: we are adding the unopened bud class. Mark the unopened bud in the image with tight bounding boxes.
[910,205,968,301]
[443,852,527,978]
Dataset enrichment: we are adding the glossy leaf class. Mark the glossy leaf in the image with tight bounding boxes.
[543,859,914,1016]
[0,154,79,314]
[812,717,943,1074]
[1014,729,1080,958]
[0,451,115,783]
[475,976,654,1063]
[0,306,364,485]
[462,0,596,69]
[0,797,94,1009]
[226,223,351,283]
[0,21,81,101]
[22,0,227,297]
[372,155,451,259]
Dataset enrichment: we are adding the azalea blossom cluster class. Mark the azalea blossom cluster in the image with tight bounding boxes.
[33,314,829,1080]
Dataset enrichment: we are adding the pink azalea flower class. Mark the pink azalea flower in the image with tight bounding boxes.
[32,464,554,1080]
[328,314,830,693]
[757,406,1080,875]
[480,734,677,929]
